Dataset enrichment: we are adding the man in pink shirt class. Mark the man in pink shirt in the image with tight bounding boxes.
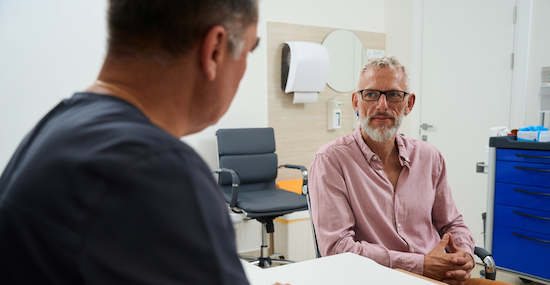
[309,56,506,285]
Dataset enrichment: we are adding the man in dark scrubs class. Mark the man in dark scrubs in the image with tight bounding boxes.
[0,1,259,284]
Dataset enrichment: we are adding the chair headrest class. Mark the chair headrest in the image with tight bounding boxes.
[217,128,276,155]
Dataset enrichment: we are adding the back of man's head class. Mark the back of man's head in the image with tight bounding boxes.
[107,0,258,60]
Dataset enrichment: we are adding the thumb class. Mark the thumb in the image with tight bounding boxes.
[447,233,460,253]
[435,233,450,251]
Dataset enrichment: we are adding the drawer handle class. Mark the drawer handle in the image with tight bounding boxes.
[515,154,550,159]
[513,210,550,221]
[514,188,550,197]
[512,232,550,244]
[514,166,550,173]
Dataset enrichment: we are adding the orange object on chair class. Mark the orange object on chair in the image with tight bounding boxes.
[276,179,303,194]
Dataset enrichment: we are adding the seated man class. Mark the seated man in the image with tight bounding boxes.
[309,56,507,285]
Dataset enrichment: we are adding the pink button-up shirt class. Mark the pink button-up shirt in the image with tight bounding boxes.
[309,126,474,275]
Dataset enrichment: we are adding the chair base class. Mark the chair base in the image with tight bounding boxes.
[240,253,294,268]
[236,215,299,268]
[249,256,294,268]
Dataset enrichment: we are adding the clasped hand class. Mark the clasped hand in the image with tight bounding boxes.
[423,233,474,285]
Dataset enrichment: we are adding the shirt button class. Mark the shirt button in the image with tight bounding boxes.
[378,170,383,174]
[372,156,378,160]
[397,223,401,228]
[410,248,415,253]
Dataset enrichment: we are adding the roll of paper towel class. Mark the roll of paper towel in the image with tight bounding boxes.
[293,92,318,104]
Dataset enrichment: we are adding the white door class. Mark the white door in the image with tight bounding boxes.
[420,0,516,248]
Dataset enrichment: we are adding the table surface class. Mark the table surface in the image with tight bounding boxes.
[240,252,445,285]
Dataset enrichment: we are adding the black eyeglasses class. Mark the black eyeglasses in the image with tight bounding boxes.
[356,89,409,102]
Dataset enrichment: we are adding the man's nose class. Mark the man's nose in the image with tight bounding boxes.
[376,94,389,111]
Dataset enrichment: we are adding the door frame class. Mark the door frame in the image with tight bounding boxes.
[510,0,533,128]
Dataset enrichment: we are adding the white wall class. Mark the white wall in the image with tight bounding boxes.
[0,1,107,171]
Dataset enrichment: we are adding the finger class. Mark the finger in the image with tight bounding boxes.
[465,253,475,270]
[447,258,473,272]
[445,269,471,282]
[435,233,451,251]
[451,256,468,265]
[453,253,475,271]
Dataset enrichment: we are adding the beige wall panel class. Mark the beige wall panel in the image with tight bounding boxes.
[267,22,385,182]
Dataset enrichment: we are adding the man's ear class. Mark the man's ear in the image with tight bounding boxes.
[200,25,228,81]
[352,92,359,113]
[404,93,416,116]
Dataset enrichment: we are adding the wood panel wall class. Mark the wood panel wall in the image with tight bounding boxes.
[267,22,385,182]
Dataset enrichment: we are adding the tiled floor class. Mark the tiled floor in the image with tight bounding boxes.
[471,264,546,285]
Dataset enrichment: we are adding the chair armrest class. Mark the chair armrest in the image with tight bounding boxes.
[278,164,308,195]
[474,246,496,280]
[212,168,240,208]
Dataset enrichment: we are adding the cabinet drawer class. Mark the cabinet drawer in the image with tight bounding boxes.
[495,183,550,212]
[497,148,550,164]
[495,161,550,188]
[493,225,550,281]
[494,204,550,235]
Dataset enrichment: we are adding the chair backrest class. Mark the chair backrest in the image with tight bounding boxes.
[216,128,278,192]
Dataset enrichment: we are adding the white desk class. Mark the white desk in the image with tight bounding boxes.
[240,252,441,285]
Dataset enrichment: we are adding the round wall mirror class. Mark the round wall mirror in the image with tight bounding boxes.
[322,30,366,93]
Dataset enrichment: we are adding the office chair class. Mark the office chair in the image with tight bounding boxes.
[213,128,309,268]
[305,191,497,280]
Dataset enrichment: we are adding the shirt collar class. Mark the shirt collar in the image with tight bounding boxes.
[395,134,411,166]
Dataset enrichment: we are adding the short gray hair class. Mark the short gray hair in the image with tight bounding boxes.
[223,13,255,59]
[356,56,411,90]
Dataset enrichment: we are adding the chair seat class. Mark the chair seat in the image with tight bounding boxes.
[224,188,308,217]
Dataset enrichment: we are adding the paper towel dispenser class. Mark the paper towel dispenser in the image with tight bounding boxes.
[281,41,330,103]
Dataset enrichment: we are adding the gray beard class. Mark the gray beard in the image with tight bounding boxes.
[360,110,405,143]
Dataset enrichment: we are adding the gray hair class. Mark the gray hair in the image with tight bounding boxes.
[356,56,411,91]
[223,13,254,59]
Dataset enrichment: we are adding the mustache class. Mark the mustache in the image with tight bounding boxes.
[367,111,396,121]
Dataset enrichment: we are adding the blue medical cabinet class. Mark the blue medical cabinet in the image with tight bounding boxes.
[486,136,550,284]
